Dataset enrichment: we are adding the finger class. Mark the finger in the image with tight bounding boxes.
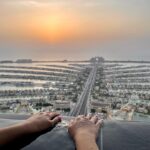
[96,119,104,128]
[86,113,92,120]
[43,111,50,116]
[45,111,57,116]
[77,115,84,119]
[51,116,61,125]
[69,119,74,124]
[68,119,74,127]
[91,115,98,124]
[75,115,84,121]
[49,112,60,120]
[38,112,44,115]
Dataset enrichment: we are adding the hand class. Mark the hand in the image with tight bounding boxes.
[68,114,103,141]
[22,112,61,134]
[0,112,61,149]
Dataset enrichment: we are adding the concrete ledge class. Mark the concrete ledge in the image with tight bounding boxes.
[0,117,150,150]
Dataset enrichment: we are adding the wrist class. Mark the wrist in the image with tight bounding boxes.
[74,133,98,150]
[18,121,34,134]
[74,132,96,143]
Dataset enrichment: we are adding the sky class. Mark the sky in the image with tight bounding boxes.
[0,0,150,61]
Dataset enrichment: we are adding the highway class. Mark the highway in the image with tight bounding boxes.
[69,63,98,116]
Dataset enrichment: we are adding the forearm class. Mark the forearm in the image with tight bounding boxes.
[75,134,99,150]
[0,122,30,145]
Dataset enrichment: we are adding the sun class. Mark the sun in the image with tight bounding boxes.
[29,14,77,43]
[41,15,65,42]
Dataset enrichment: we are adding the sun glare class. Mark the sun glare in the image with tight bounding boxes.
[29,14,78,43]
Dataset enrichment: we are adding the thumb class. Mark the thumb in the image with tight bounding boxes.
[51,116,62,125]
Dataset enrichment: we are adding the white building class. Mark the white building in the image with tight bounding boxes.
[54,100,70,110]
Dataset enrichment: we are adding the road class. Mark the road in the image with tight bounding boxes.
[69,64,98,116]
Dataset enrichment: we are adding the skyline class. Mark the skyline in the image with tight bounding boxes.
[0,0,150,60]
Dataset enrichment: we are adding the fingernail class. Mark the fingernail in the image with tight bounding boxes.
[58,116,62,122]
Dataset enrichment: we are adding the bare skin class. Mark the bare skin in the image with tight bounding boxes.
[0,113,102,150]
[0,112,61,147]
[68,115,103,150]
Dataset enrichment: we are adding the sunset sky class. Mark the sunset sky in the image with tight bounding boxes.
[0,0,150,60]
